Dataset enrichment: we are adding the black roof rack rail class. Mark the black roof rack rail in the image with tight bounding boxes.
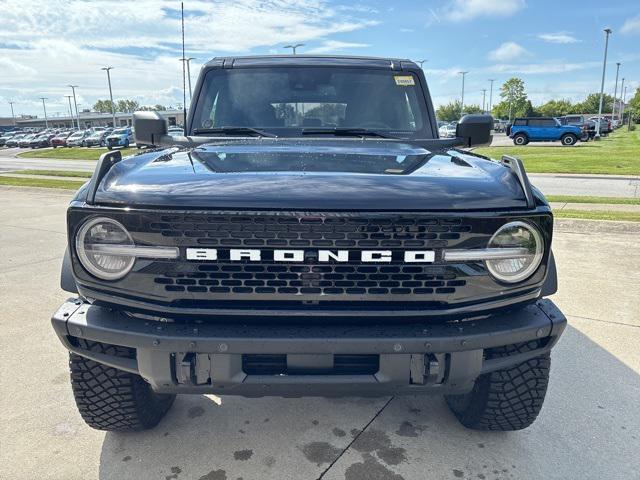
[86,150,122,204]
[501,155,535,209]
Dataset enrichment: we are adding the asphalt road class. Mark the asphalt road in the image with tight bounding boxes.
[1,186,639,480]
[2,146,639,198]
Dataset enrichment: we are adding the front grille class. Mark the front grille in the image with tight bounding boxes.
[149,214,471,249]
[153,263,466,296]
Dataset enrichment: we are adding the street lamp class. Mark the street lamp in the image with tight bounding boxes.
[284,43,304,54]
[488,79,495,113]
[179,57,196,101]
[39,97,49,129]
[65,95,74,129]
[620,84,627,127]
[8,101,16,125]
[481,89,487,113]
[101,67,116,128]
[68,85,80,129]
[611,62,621,123]
[458,71,468,114]
[617,77,625,124]
[595,28,612,139]
[416,59,427,69]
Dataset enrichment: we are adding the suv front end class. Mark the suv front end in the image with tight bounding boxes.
[51,55,566,433]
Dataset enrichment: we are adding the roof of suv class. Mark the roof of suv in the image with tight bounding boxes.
[204,55,418,70]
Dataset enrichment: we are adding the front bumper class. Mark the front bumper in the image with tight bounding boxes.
[52,298,566,397]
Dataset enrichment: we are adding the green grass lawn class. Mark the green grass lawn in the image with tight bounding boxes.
[554,209,640,222]
[475,128,640,175]
[12,169,92,178]
[16,147,138,160]
[0,176,86,190]
[546,195,640,205]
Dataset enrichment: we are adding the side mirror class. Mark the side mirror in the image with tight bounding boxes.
[133,111,167,146]
[456,114,493,147]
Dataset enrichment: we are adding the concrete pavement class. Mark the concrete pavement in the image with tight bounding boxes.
[1,186,638,480]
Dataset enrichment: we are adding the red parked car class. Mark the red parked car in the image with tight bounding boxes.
[51,131,73,148]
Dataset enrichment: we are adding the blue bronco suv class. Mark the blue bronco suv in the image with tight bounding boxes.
[509,117,582,146]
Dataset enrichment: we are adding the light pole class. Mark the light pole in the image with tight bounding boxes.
[68,85,80,129]
[488,79,495,114]
[481,89,487,113]
[416,59,427,69]
[620,84,627,126]
[284,43,304,54]
[458,71,468,114]
[595,28,612,139]
[8,101,16,125]
[40,97,49,129]
[101,67,116,127]
[611,62,620,122]
[179,57,196,101]
[65,95,74,129]
[508,87,514,123]
[617,78,625,124]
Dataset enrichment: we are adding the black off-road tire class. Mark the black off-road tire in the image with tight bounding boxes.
[561,133,577,146]
[445,341,550,431]
[513,133,528,145]
[69,340,175,431]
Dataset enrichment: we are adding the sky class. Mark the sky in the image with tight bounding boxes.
[1,0,639,118]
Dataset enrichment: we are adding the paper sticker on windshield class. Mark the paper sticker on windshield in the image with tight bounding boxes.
[394,76,415,86]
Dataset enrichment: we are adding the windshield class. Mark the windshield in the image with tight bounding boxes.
[192,67,430,138]
[112,129,127,134]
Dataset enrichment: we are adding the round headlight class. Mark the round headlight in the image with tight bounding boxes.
[76,217,135,280]
[486,221,543,283]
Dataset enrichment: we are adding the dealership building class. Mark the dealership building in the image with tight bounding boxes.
[8,110,185,130]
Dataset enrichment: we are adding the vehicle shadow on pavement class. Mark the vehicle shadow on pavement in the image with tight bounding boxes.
[97,325,640,480]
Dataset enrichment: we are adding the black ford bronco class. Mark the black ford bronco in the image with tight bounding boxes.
[52,56,565,432]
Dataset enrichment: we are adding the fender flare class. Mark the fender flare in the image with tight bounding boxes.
[541,250,558,297]
[60,247,78,293]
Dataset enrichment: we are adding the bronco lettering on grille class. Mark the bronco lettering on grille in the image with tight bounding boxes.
[185,248,435,263]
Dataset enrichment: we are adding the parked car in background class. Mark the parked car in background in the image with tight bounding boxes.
[5,134,27,148]
[51,131,73,148]
[438,122,457,138]
[66,130,91,147]
[493,119,509,133]
[167,126,184,136]
[29,133,55,148]
[588,116,612,135]
[0,132,17,146]
[509,117,582,146]
[106,127,134,149]
[83,129,112,147]
[18,134,38,148]
[559,116,591,141]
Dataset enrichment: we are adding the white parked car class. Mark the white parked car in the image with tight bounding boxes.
[438,123,457,138]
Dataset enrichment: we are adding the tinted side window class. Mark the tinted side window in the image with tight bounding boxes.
[528,119,545,127]
[513,119,526,126]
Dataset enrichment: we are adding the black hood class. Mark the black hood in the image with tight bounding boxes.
[94,139,529,211]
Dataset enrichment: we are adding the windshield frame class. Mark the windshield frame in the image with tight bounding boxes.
[189,65,437,141]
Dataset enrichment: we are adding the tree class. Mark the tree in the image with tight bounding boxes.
[436,101,462,122]
[536,99,574,117]
[92,99,115,113]
[138,104,169,111]
[491,77,528,121]
[116,99,140,113]
[571,93,614,114]
[625,87,640,123]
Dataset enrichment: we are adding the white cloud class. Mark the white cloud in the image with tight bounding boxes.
[305,40,369,54]
[443,0,525,22]
[620,15,640,35]
[488,42,530,62]
[485,61,600,75]
[538,32,580,44]
[0,0,378,116]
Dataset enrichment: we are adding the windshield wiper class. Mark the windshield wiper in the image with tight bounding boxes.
[301,127,398,139]
[192,126,277,138]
